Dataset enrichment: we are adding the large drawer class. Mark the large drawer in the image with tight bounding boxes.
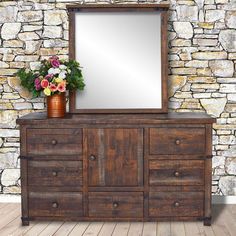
[88,192,143,218]
[28,161,83,186]
[26,128,82,156]
[149,160,204,186]
[149,192,204,217]
[149,127,205,155]
[29,192,83,217]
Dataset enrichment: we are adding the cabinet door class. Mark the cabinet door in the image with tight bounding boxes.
[87,128,143,186]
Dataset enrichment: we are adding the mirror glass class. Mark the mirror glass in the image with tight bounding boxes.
[75,12,162,110]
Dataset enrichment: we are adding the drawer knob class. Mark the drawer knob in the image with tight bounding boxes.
[52,171,58,177]
[51,139,57,145]
[52,202,59,208]
[89,155,96,161]
[174,201,180,207]
[175,139,181,145]
[174,171,180,177]
[113,202,119,208]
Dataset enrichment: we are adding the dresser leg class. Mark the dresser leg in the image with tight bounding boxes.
[21,217,30,226]
[203,217,211,226]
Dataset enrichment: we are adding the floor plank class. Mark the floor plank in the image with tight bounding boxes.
[184,222,199,236]
[156,222,171,236]
[83,222,104,236]
[38,221,64,236]
[197,221,216,236]
[112,222,130,236]
[143,222,157,236]
[23,222,50,236]
[128,222,143,236]
[53,222,77,236]
[99,222,116,236]
[171,221,185,236]
[68,222,90,236]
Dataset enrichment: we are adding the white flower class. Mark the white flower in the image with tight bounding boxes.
[54,68,60,74]
[48,68,60,75]
[59,65,67,70]
[58,71,66,79]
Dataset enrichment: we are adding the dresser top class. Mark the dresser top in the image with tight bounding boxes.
[17,112,216,125]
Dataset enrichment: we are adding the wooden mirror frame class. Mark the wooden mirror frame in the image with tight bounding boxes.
[67,4,169,114]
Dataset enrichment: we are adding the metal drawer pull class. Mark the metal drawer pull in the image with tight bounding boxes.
[174,201,180,207]
[113,202,119,208]
[52,202,59,208]
[52,171,58,177]
[174,171,180,177]
[51,139,57,145]
[89,155,96,161]
[175,139,181,145]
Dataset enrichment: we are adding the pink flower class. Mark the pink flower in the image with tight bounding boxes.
[49,83,57,92]
[50,56,60,68]
[34,78,41,91]
[45,74,53,80]
[57,81,66,92]
[41,79,49,89]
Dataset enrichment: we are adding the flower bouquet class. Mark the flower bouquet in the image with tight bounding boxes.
[16,56,85,117]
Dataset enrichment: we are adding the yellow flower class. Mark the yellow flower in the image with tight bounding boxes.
[55,77,63,83]
[44,87,51,96]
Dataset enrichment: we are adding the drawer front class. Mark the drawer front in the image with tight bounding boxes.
[28,161,83,186]
[149,160,204,186]
[26,128,82,155]
[29,192,83,217]
[88,192,143,218]
[149,127,205,155]
[149,192,204,217]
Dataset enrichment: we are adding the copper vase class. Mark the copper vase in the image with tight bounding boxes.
[47,93,66,118]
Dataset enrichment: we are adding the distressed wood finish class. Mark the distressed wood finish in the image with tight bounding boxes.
[87,128,143,187]
[17,112,215,225]
[88,192,143,218]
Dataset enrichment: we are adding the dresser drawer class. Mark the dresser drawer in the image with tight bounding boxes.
[149,127,205,155]
[28,161,83,186]
[88,192,143,218]
[26,128,82,156]
[149,192,204,217]
[29,192,83,217]
[149,160,204,186]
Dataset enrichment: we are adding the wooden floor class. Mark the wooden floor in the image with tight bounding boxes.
[0,204,235,236]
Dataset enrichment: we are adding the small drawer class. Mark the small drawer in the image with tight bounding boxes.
[28,161,83,187]
[26,128,82,156]
[149,127,205,155]
[88,192,143,218]
[149,192,204,217]
[29,192,83,217]
[149,160,204,186]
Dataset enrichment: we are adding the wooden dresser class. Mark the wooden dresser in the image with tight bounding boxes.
[17,112,215,226]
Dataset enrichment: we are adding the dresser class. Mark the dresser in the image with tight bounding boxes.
[17,112,215,226]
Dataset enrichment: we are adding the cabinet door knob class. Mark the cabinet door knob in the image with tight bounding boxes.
[52,202,59,208]
[174,171,180,177]
[89,155,96,161]
[113,202,119,208]
[174,201,180,207]
[51,139,57,145]
[52,171,58,177]
[175,139,181,145]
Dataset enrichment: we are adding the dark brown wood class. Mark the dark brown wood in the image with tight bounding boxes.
[87,128,143,187]
[28,192,83,217]
[17,112,215,226]
[28,161,83,187]
[68,4,169,114]
[149,192,204,217]
[26,128,82,156]
[88,192,143,218]
[149,127,206,155]
[149,160,204,186]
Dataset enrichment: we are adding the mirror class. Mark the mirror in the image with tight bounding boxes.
[68,5,169,113]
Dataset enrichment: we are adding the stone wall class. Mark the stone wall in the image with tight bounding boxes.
[0,0,235,196]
